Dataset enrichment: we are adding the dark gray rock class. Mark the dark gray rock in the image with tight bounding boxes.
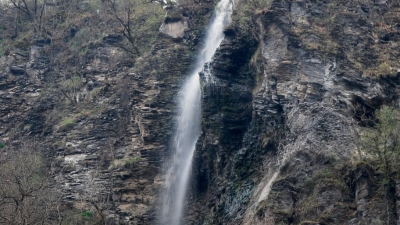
[9,65,25,75]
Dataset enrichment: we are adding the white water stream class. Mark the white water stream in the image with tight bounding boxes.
[160,1,233,224]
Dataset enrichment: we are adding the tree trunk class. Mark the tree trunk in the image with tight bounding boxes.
[396,179,400,225]
[386,178,397,225]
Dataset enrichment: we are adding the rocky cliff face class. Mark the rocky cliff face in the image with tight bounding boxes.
[187,0,400,224]
[0,0,400,224]
[0,0,215,224]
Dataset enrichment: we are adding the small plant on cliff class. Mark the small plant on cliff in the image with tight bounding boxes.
[315,169,333,179]
[247,0,273,11]
[360,106,400,179]
[304,177,314,188]
[109,155,141,169]
[359,105,400,224]
[59,117,75,131]
[60,75,83,105]
[378,62,392,76]
[81,210,93,219]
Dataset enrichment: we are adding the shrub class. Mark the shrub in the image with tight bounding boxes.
[360,106,400,178]
[359,106,400,224]
[81,210,93,219]
[247,0,273,11]
[304,177,314,188]
[378,62,391,75]
[0,141,59,224]
[60,76,83,104]
[60,117,75,130]
[316,169,333,179]
[109,156,141,169]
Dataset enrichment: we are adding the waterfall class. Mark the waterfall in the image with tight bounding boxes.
[160,0,233,224]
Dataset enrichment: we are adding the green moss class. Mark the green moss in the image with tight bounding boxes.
[81,211,93,219]
[61,210,99,225]
[378,62,391,75]
[109,155,142,169]
[60,117,74,130]
[60,117,73,126]
[303,39,338,55]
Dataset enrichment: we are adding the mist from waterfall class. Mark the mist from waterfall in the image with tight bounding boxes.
[160,0,233,224]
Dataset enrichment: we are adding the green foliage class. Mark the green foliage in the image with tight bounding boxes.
[246,0,273,10]
[69,27,93,55]
[378,62,392,76]
[230,0,266,40]
[228,0,272,41]
[304,177,314,188]
[60,75,83,105]
[61,210,100,225]
[109,155,142,169]
[60,117,75,130]
[131,1,165,53]
[360,106,400,178]
[60,117,73,126]
[125,155,142,167]
[316,169,333,179]
[0,143,5,149]
[81,210,93,219]
[381,177,391,186]
[357,106,400,225]
[80,46,88,55]
[303,39,338,55]
[63,76,83,90]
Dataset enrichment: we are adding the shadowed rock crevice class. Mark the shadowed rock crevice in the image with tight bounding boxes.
[186,0,400,224]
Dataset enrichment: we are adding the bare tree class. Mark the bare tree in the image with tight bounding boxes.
[9,0,32,19]
[9,0,49,21]
[103,0,140,55]
[0,141,59,225]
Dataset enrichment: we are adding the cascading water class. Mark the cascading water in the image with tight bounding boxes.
[160,1,233,224]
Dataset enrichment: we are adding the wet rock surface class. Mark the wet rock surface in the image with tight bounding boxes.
[186,0,400,224]
[0,0,400,224]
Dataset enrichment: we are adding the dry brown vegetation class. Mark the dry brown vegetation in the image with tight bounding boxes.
[0,141,59,225]
[0,0,169,224]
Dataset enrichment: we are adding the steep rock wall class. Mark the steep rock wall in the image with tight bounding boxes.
[188,0,400,224]
[1,0,400,224]
[0,0,216,224]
